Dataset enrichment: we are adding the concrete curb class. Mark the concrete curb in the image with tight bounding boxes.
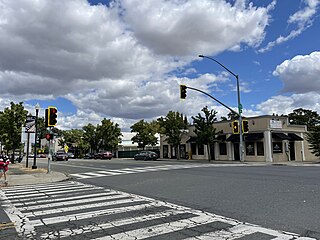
[1,163,70,187]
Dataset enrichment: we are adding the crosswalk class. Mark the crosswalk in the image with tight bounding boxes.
[69,163,242,179]
[0,181,315,239]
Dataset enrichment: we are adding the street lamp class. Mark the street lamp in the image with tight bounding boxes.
[32,103,40,169]
[198,55,244,162]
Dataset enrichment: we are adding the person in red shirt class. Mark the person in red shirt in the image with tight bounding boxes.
[0,157,9,184]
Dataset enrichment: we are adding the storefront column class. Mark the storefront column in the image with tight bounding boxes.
[215,142,219,160]
[227,140,233,160]
[264,130,272,162]
[300,133,305,161]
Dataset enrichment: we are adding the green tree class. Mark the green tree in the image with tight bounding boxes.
[97,118,122,151]
[306,126,320,158]
[0,102,28,162]
[130,120,158,150]
[82,123,99,154]
[158,111,187,159]
[288,108,320,131]
[287,108,320,159]
[58,129,89,157]
[221,111,238,121]
[192,106,220,161]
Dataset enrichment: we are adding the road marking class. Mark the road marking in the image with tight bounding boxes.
[69,164,217,179]
[0,181,316,240]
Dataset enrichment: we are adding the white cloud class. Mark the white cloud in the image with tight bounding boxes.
[120,0,272,56]
[258,0,320,53]
[256,92,320,115]
[0,0,275,129]
[273,51,320,93]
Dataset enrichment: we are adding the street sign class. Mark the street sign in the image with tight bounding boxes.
[238,104,243,113]
[25,116,36,133]
[64,145,69,153]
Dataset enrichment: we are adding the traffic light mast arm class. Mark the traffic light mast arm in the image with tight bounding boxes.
[186,86,239,116]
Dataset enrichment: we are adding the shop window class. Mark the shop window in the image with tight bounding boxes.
[246,142,255,156]
[257,142,264,156]
[198,144,204,155]
[273,142,283,153]
[191,143,197,155]
[219,142,227,155]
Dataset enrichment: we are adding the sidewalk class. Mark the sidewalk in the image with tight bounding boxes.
[0,163,69,187]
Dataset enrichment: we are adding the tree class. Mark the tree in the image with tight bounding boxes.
[288,108,320,131]
[158,111,187,159]
[0,102,28,162]
[130,120,158,150]
[221,111,238,121]
[97,118,122,151]
[82,123,100,154]
[58,129,89,157]
[192,106,220,161]
[306,126,320,158]
[287,108,320,159]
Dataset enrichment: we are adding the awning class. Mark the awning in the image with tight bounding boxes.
[272,132,291,140]
[216,135,226,141]
[288,133,303,141]
[186,136,197,143]
[244,132,264,141]
[226,134,241,142]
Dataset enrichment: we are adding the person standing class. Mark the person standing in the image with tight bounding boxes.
[0,152,9,185]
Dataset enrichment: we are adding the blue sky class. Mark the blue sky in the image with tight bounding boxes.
[0,0,319,130]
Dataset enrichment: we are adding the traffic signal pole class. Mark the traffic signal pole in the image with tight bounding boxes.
[199,55,244,162]
[186,86,239,116]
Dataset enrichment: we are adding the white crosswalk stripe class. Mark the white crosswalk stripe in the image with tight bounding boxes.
[69,163,224,179]
[0,181,315,240]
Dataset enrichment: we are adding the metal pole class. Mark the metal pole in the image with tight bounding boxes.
[32,105,40,169]
[47,139,51,173]
[26,133,30,168]
[236,75,244,162]
[199,55,244,162]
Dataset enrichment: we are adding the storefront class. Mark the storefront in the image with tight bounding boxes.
[160,115,318,162]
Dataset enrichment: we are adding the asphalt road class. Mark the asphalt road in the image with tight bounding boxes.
[36,158,320,238]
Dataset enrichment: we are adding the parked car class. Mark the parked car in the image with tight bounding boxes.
[95,151,113,160]
[134,151,158,161]
[84,153,95,159]
[83,153,94,159]
[52,151,68,161]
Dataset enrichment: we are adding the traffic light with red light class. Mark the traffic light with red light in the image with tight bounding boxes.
[232,121,239,134]
[48,107,57,126]
[242,120,249,133]
[180,85,187,99]
[45,133,53,141]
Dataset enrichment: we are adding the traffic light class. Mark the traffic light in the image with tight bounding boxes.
[232,121,239,134]
[48,107,57,126]
[242,120,249,133]
[180,85,187,99]
[45,133,53,141]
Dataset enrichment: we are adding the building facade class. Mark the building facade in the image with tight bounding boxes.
[160,115,318,162]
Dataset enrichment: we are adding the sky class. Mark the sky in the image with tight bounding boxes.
[0,0,319,131]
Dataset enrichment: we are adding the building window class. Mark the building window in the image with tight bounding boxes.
[219,142,227,155]
[198,144,204,155]
[257,142,264,156]
[273,142,282,153]
[191,143,197,155]
[246,142,255,156]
